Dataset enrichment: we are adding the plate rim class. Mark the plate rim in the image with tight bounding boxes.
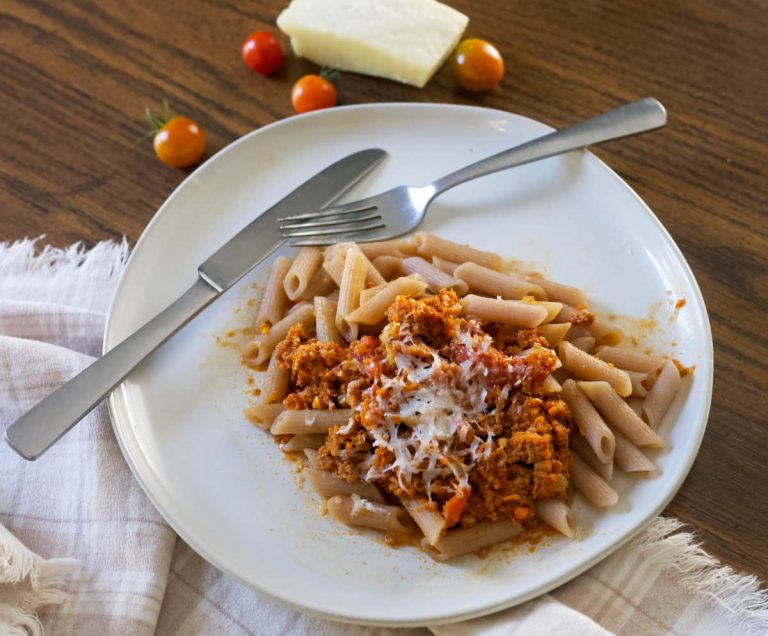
[106,102,714,626]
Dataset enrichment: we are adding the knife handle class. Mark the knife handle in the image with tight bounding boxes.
[5,277,219,460]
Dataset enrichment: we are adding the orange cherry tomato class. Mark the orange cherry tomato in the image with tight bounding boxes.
[153,116,205,168]
[242,31,285,75]
[291,74,337,114]
[450,38,505,92]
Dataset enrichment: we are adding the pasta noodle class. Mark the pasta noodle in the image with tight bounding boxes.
[535,500,575,539]
[413,232,503,271]
[402,256,468,295]
[345,276,428,325]
[240,236,689,561]
[335,248,368,341]
[371,255,403,279]
[642,359,681,429]
[578,381,665,448]
[571,454,618,507]
[255,256,292,329]
[561,379,615,464]
[461,295,548,328]
[327,495,414,533]
[283,247,323,300]
[313,296,342,343]
[454,262,546,300]
[270,409,353,434]
[559,341,633,397]
[243,303,315,366]
[431,256,459,275]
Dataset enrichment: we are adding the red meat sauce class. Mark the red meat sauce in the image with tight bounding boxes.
[273,290,573,531]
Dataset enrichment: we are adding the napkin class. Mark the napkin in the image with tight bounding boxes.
[1,239,766,636]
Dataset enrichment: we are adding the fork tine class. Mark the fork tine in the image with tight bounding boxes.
[280,211,382,231]
[282,220,386,239]
[290,227,399,247]
[277,199,377,222]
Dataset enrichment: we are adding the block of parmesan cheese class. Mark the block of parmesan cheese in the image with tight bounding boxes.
[277,0,469,88]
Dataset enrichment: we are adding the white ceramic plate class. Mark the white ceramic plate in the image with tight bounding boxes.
[106,104,713,626]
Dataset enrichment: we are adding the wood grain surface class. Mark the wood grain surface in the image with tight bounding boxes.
[2,1,767,581]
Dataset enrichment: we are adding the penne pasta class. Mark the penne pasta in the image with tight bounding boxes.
[462,295,548,328]
[571,454,618,507]
[295,267,337,301]
[561,379,615,464]
[280,434,326,452]
[578,381,665,448]
[335,248,368,341]
[304,468,385,504]
[401,256,468,295]
[413,232,504,271]
[537,322,571,346]
[563,325,592,340]
[244,403,284,430]
[303,448,319,467]
[559,341,633,397]
[593,346,666,374]
[612,428,656,473]
[540,374,562,393]
[313,296,342,343]
[571,433,613,481]
[270,409,353,434]
[359,239,415,259]
[426,520,521,561]
[255,256,292,329]
[403,499,446,546]
[569,336,596,353]
[345,276,428,325]
[454,262,546,300]
[525,275,588,307]
[371,255,403,279]
[322,243,347,286]
[431,256,459,275]
[589,318,623,345]
[243,303,315,366]
[535,500,575,539]
[283,247,323,301]
[261,350,290,404]
[327,495,415,533]
[534,301,564,324]
[323,242,385,287]
[626,371,650,397]
[242,234,690,562]
[642,359,681,429]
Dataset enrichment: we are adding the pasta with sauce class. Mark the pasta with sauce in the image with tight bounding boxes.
[242,234,689,561]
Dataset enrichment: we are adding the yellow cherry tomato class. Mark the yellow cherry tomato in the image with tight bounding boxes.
[291,74,337,114]
[450,39,505,92]
[153,116,205,168]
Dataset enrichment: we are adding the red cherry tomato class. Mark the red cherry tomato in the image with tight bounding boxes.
[153,117,205,168]
[450,38,505,92]
[242,31,285,75]
[291,74,337,114]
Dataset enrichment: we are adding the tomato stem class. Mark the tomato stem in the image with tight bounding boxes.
[144,99,177,135]
[319,66,340,82]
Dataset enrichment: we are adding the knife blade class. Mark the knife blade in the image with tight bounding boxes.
[5,148,387,460]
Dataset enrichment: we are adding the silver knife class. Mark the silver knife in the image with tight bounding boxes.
[5,148,387,460]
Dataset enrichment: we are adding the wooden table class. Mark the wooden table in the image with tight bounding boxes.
[3,1,767,581]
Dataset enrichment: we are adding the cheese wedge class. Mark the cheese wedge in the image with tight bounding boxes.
[277,0,469,88]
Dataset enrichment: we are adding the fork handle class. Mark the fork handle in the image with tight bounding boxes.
[431,98,667,194]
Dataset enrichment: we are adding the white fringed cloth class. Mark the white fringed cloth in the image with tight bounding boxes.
[0,239,766,635]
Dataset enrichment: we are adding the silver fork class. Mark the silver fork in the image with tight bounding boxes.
[280,98,666,245]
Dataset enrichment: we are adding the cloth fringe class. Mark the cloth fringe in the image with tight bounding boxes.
[0,237,129,280]
[0,524,78,635]
[634,517,768,634]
